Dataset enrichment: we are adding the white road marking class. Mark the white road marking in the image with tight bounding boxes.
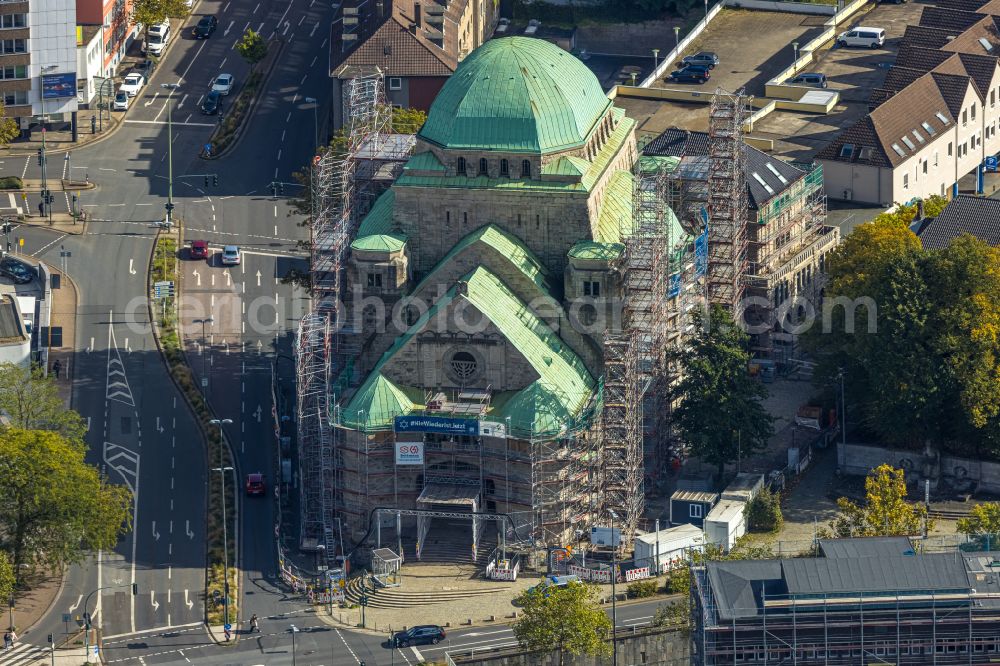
[310,23,319,37]
[224,20,235,36]
[124,120,216,128]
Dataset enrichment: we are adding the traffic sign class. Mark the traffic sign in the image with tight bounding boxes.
[987,156,998,172]
[223,623,231,632]
[153,280,175,298]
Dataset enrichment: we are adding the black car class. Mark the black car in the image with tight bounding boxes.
[392,625,445,648]
[0,257,34,284]
[681,51,719,69]
[680,62,712,74]
[193,15,218,39]
[668,68,710,84]
[201,90,222,115]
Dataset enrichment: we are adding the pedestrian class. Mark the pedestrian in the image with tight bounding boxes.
[8,630,16,646]
[3,631,11,651]
[52,359,61,379]
[37,201,43,217]
[249,614,259,633]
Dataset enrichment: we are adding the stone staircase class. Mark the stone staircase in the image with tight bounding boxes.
[343,576,510,609]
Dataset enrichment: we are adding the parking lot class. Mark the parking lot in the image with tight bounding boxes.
[739,0,925,160]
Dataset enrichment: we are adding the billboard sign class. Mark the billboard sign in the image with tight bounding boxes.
[590,526,622,548]
[395,441,424,465]
[42,73,77,100]
[393,415,478,436]
[478,420,506,438]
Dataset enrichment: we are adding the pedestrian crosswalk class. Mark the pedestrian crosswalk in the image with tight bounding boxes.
[0,643,48,665]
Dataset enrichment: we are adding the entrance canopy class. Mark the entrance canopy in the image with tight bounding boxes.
[417,483,480,506]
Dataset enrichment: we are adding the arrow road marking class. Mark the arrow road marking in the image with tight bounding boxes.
[256,270,261,287]
[156,417,164,433]
[186,520,194,539]
[150,591,159,612]
[184,590,193,610]
[69,594,83,613]
[106,318,135,406]
[224,19,234,35]
[224,269,231,287]
[144,91,160,107]
[152,521,160,541]
[192,269,201,286]
[254,404,262,423]
[129,259,136,275]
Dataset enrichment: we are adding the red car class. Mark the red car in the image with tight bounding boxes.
[190,240,209,260]
[245,473,266,496]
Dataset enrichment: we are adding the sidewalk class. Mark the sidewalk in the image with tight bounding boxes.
[6,570,63,635]
[0,108,123,157]
[46,263,78,402]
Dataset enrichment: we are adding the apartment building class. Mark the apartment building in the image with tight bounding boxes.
[0,0,78,130]
[328,0,499,128]
[817,2,1000,205]
[76,0,140,88]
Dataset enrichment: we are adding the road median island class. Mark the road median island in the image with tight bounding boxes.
[203,38,285,159]
[145,228,240,642]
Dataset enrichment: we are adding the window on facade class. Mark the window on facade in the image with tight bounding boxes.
[963,109,968,125]
[388,77,402,90]
[521,159,531,178]
[948,142,954,156]
[499,158,508,176]
[689,504,703,518]
[0,39,24,54]
[366,273,382,288]
[0,64,25,80]
[456,157,466,175]
[449,351,478,381]
[934,151,939,166]
[903,173,909,189]
[993,89,996,107]
[923,160,928,174]
[478,157,488,175]
[583,280,600,297]
[972,105,977,121]
[2,89,25,106]
[0,13,25,28]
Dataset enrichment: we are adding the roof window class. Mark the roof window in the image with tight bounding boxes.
[901,136,916,150]
[752,172,775,196]
[980,37,994,52]
[935,112,950,125]
[891,143,906,156]
[912,129,925,144]
[922,121,937,136]
[840,143,855,159]
[765,162,788,184]
[858,146,874,160]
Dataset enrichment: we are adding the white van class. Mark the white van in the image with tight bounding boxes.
[837,26,885,49]
[144,21,171,56]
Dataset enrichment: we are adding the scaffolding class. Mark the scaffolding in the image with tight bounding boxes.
[707,89,751,324]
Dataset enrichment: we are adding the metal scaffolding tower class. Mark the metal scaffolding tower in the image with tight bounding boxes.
[295,313,333,553]
[707,89,751,324]
[600,332,642,546]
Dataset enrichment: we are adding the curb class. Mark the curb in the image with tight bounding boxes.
[203,38,287,160]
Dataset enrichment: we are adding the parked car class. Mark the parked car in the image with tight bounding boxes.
[113,92,130,111]
[837,26,885,48]
[391,626,446,648]
[788,72,828,88]
[0,256,33,284]
[132,59,155,78]
[220,245,241,265]
[201,90,223,115]
[211,73,234,96]
[119,73,145,97]
[144,21,170,56]
[189,239,209,259]
[193,15,218,39]
[681,51,719,69]
[527,574,581,596]
[680,62,712,74]
[496,17,510,33]
[668,68,710,84]
[245,473,266,496]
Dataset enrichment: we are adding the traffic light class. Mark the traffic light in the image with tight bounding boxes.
[279,182,284,195]
[36,149,42,166]
[165,203,175,213]
[204,176,209,187]
[213,174,218,187]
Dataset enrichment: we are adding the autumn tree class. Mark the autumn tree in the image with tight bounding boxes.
[0,429,133,584]
[236,29,268,74]
[513,582,612,665]
[130,0,189,57]
[0,104,18,145]
[0,551,13,604]
[957,502,1000,546]
[829,464,929,537]
[670,304,774,480]
[0,363,86,441]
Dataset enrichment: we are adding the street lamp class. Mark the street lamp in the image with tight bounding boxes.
[7,594,13,631]
[161,83,180,228]
[303,97,319,149]
[608,509,620,666]
[674,26,680,52]
[209,417,234,628]
[792,41,799,65]
[704,0,708,17]
[652,48,660,72]
[289,624,300,666]
[194,317,215,387]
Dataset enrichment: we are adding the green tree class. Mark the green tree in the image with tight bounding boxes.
[0,551,13,604]
[0,363,86,441]
[130,0,189,57]
[651,602,691,635]
[670,304,774,479]
[0,429,132,583]
[513,582,612,665]
[0,104,18,145]
[744,486,783,533]
[830,464,930,537]
[957,502,1000,545]
[236,29,268,73]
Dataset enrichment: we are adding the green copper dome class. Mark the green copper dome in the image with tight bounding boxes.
[418,37,612,154]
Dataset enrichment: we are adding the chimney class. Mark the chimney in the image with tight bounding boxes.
[917,199,925,220]
[376,0,384,18]
[415,2,421,27]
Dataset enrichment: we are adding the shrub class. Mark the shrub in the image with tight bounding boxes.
[626,579,658,599]
[0,176,22,190]
[745,487,784,533]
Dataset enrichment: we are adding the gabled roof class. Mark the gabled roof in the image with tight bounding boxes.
[902,24,961,51]
[818,72,960,168]
[782,554,971,596]
[918,194,1000,249]
[643,128,805,208]
[940,16,1000,55]
[944,52,1000,99]
[329,0,458,78]
[895,44,954,72]
[920,6,985,32]
[934,0,993,11]
[818,536,915,559]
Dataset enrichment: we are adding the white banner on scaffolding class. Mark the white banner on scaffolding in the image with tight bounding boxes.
[478,421,507,438]
[395,442,424,465]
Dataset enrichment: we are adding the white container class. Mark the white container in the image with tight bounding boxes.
[633,524,705,572]
[704,500,747,550]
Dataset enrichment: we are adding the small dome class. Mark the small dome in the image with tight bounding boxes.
[418,37,611,154]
